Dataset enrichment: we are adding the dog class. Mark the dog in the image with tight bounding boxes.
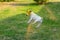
[26,10,43,28]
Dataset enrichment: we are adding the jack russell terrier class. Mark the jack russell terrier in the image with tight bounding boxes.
[26,10,43,28]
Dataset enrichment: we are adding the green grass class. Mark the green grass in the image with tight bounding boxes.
[0,1,60,40]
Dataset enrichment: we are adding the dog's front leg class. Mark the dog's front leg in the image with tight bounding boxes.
[28,18,32,24]
[32,20,38,24]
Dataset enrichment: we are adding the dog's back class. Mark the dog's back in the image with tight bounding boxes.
[30,12,42,21]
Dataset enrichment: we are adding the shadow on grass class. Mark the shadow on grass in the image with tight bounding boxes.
[0,13,28,28]
[37,2,60,27]
[10,2,60,6]
[0,13,28,40]
[9,3,39,6]
[0,13,60,40]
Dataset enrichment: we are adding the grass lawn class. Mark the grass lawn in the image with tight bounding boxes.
[0,0,60,40]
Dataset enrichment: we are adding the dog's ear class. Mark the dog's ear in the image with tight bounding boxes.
[29,10,32,12]
[26,10,32,16]
[27,10,32,13]
[28,10,32,14]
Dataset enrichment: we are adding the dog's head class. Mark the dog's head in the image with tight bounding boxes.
[26,10,32,16]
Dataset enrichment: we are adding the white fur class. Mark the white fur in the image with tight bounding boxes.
[28,11,43,28]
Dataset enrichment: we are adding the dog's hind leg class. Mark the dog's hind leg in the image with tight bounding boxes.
[32,20,38,24]
[36,23,41,28]
[36,20,42,28]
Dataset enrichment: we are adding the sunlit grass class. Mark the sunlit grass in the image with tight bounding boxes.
[0,4,44,20]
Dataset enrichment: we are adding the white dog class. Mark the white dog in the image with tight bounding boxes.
[27,10,43,28]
